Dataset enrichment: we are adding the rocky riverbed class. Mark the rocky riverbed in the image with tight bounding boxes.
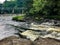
[0,14,60,45]
[18,21,60,41]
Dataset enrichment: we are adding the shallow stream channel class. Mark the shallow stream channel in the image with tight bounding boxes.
[0,14,26,40]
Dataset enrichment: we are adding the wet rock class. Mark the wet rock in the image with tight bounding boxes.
[34,37,60,45]
[47,28,60,32]
[21,30,40,41]
[51,31,57,36]
[57,33,60,37]
[0,36,32,45]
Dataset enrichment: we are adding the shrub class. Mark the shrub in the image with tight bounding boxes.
[45,15,60,20]
[12,15,25,21]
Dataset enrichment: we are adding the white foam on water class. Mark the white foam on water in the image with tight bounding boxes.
[0,15,21,40]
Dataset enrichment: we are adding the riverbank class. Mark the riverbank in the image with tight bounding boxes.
[0,36,60,45]
[12,15,60,26]
[12,15,26,22]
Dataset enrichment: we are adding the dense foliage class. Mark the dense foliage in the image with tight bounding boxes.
[28,0,60,20]
[0,0,32,14]
[0,0,60,20]
[12,15,25,22]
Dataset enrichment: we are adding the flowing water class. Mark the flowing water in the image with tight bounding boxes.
[0,14,25,40]
[0,14,60,41]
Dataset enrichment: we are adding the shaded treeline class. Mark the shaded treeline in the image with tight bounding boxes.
[26,0,60,20]
[0,0,33,14]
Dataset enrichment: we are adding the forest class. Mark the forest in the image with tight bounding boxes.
[0,0,60,45]
[0,0,32,14]
[0,0,60,20]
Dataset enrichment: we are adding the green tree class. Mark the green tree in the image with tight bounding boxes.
[2,0,16,13]
[29,0,60,20]
[0,4,3,13]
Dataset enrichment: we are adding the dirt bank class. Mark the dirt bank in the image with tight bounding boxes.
[0,36,60,45]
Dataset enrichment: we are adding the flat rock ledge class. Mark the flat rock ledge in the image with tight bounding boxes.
[0,36,60,45]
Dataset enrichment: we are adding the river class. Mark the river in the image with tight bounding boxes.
[0,14,25,40]
[0,14,60,41]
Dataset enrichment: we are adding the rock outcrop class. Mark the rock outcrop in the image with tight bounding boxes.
[0,36,60,45]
